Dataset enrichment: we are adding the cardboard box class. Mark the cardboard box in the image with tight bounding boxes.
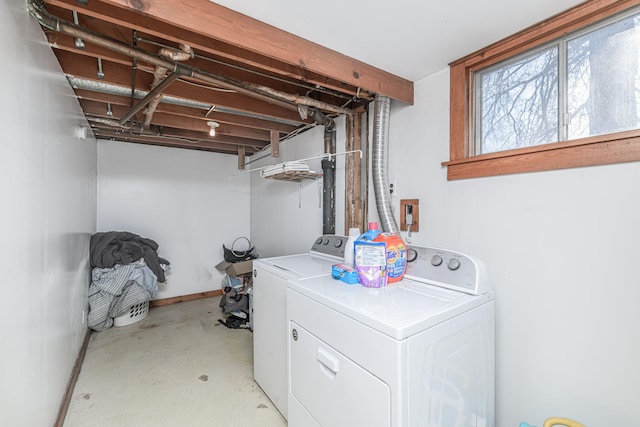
[215,259,253,277]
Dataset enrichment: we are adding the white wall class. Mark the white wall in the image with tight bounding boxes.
[97,141,250,298]
[250,119,346,257]
[384,69,640,426]
[0,2,97,425]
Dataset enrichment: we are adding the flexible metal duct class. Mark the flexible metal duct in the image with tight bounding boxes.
[372,94,399,234]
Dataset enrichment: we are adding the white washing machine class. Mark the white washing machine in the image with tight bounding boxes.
[287,245,495,427]
[253,235,346,419]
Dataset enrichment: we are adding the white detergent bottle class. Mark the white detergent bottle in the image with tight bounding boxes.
[343,227,360,267]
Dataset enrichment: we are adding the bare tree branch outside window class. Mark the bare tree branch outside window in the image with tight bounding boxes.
[568,15,640,139]
[475,10,640,155]
[478,48,558,154]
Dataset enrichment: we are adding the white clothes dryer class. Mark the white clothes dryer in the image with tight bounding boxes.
[287,245,495,427]
[252,235,346,419]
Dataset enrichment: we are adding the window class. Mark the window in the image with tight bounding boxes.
[445,0,640,180]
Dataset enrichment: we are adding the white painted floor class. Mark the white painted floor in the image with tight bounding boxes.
[64,297,287,427]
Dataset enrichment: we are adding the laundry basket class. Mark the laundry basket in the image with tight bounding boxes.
[114,300,149,327]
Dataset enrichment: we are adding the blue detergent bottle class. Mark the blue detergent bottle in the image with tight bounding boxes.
[359,221,381,241]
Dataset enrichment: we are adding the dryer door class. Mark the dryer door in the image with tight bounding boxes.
[289,321,391,427]
[407,301,495,427]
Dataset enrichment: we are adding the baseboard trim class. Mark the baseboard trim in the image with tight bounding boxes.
[54,327,92,427]
[150,290,223,307]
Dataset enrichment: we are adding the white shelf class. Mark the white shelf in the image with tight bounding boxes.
[263,171,322,182]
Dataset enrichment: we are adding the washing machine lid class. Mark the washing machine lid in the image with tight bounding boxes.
[255,253,337,278]
[288,275,494,340]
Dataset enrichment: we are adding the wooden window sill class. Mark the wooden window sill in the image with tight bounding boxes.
[442,130,640,180]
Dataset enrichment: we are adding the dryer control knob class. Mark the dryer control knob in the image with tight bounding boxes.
[431,255,443,266]
[447,258,461,270]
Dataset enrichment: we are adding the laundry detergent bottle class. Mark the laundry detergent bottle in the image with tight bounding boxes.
[374,232,407,283]
[353,222,387,287]
[343,227,360,267]
[358,221,381,241]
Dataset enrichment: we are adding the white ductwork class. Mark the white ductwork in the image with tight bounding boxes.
[372,94,399,234]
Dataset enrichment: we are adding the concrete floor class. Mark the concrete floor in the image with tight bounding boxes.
[64,297,287,427]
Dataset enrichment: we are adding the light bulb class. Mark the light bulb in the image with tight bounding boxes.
[207,121,219,137]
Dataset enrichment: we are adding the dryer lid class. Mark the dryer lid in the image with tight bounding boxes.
[255,253,335,278]
[288,274,493,340]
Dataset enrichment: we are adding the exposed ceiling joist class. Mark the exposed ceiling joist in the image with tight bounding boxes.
[30,0,414,155]
[49,0,413,104]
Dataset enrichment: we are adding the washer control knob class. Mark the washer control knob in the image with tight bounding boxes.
[292,328,298,341]
[334,239,343,248]
[447,258,461,271]
[316,238,323,245]
[431,255,443,266]
[322,238,329,245]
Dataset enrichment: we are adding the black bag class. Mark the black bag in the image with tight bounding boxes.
[223,237,258,263]
[219,287,249,314]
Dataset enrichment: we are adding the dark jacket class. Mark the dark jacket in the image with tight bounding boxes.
[90,231,170,282]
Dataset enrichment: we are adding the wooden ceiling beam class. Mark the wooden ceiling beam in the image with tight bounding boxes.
[113,0,410,104]
[92,0,413,103]
[56,51,308,123]
[45,0,373,101]
[91,130,248,154]
[46,26,355,106]
[148,112,271,141]
[90,121,267,150]
[46,32,132,66]
[74,90,300,133]
[79,99,275,140]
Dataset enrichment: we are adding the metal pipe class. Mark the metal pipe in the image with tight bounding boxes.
[28,0,354,117]
[118,72,179,125]
[372,94,399,233]
[310,108,337,235]
[321,123,336,235]
[130,30,138,107]
[66,76,304,126]
[144,44,193,128]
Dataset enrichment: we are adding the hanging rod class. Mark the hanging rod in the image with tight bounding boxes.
[232,149,363,176]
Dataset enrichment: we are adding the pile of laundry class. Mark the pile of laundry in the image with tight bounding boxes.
[88,231,170,331]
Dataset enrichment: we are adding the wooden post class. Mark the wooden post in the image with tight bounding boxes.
[345,109,367,233]
[270,130,280,158]
[237,145,246,170]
